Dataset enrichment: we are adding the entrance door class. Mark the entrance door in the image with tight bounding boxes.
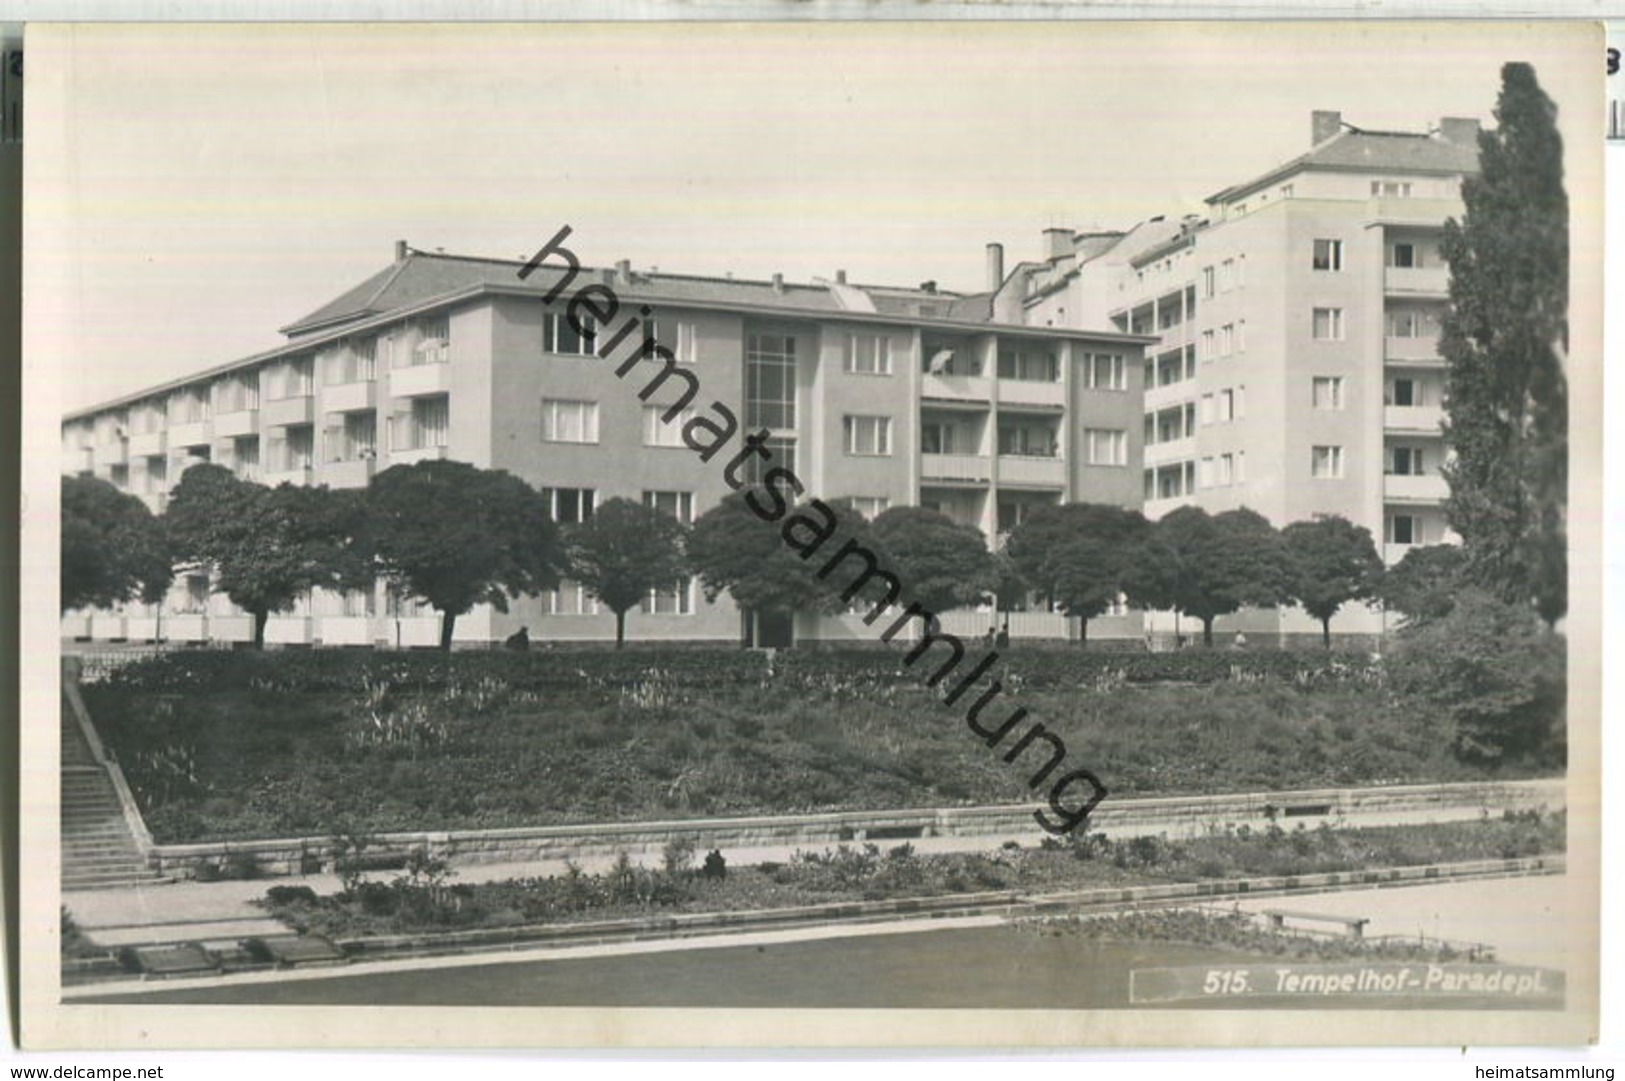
[753,609,795,649]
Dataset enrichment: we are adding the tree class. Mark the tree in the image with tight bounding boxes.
[364,460,563,651]
[563,497,689,649]
[1379,544,1468,627]
[1439,62,1568,627]
[60,475,173,613]
[1281,515,1384,648]
[1139,506,1287,648]
[166,464,369,649]
[687,492,837,641]
[867,506,995,615]
[1004,503,1150,647]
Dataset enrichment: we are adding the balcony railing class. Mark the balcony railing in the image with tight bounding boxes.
[263,465,314,487]
[128,430,167,457]
[265,616,314,645]
[1384,266,1449,296]
[1384,404,1445,434]
[391,363,452,398]
[92,440,127,468]
[921,372,992,403]
[998,454,1066,487]
[168,419,213,449]
[213,409,259,438]
[1384,473,1448,503]
[920,452,992,483]
[324,381,378,413]
[392,445,448,465]
[1385,335,1444,364]
[263,395,315,427]
[322,457,377,489]
[998,380,1066,409]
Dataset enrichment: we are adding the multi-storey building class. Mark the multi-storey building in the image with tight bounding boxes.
[61,242,1151,648]
[1004,109,1481,640]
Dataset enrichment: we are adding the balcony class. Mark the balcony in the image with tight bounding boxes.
[263,465,313,488]
[1384,473,1448,503]
[998,380,1066,409]
[1384,404,1445,435]
[61,613,91,639]
[921,372,992,403]
[69,447,93,474]
[322,457,377,489]
[391,363,451,398]
[920,452,992,484]
[168,419,213,449]
[168,613,208,643]
[1369,196,1463,227]
[1384,266,1449,296]
[213,409,259,438]
[319,616,376,647]
[265,616,314,646]
[1385,335,1444,364]
[998,454,1066,488]
[128,430,166,457]
[324,381,377,414]
[262,395,315,428]
[392,445,448,466]
[89,614,126,640]
[210,615,254,643]
[92,440,127,468]
[124,615,160,642]
[393,616,443,648]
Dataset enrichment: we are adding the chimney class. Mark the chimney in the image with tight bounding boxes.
[920,280,938,294]
[1439,116,1481,146]
[771,272,785,294]
[1042,227,1073,260]
[616,259,632,285]
[835,269,847,285]
[394,239,408,261]
[986,242,1005,291]
[1311,110,1342,145]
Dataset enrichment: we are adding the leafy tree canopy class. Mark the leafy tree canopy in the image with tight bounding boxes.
[1379,543,1469,627]
[61,475,173,612]
[564,497,690,648]
[1440,61,1568,627]
[1141,505,1287,646]
[687,491,842,617]
[364,460,563,650]
[1005,502,1151,645]
[867,505,995,615]
[1281,515,1384,647]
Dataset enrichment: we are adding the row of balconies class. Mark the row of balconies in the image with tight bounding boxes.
[62,613,447,648]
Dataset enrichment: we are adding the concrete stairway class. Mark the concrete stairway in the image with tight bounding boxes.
[62,697,162,891]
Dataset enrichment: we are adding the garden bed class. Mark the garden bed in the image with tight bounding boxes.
[82,649,1562,844]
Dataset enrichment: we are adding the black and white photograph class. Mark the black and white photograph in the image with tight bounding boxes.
[15,19,1605,1050]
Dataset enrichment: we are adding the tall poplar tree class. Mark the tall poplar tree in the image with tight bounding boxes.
[1439,62,1568,627]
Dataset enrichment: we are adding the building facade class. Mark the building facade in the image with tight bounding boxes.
[61,243,1151,648]
[1004,109,1480,640]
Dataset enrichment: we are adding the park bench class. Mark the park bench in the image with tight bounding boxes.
[1261,908,1370,939]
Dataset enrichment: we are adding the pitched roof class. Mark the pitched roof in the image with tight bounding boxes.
[1207,128,1480,206]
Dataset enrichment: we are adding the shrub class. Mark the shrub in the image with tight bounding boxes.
[264,885,319,906]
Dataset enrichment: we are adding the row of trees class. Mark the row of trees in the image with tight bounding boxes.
[66,456,1447,652]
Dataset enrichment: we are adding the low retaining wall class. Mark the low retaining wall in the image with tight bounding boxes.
[147,777,1566,879]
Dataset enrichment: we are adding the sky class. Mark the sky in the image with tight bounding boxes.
[24,20,1600,414]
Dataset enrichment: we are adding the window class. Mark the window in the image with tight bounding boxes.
[1389,378,1417,407]
[1389,446,1427,476]
[1372,180,1413,198]
[1218,388,1236,423]
[328,412,376,462]
[998,422,1057,457]
[1217,453,1236,486]
[846,496,890,520]
[1280,183,1295,198]
[996,350,1058,382]
[745,437,797,485]
[676,321,698,363]
[642,580,694,615]
[543,312,597,357]
[1387,309,1434,338]
[286,425,314,470]
[354,340,377,382]
[1083,428,1126,466]
[643,405,694,447]
[845,335,892,375]
[545,580,599,616]
[643,489,693,524]
[1201,266,1215,299]
[745,332,797,430]
[181,574,210,615]
[341,588,376,618]
[1312,239,1344,271]
[543,487,597,525]
[1200,393,1214,426]
[1311,445,1345,479]
[284,358,314,398]
[1083,352,1126,390]
[1235,320,1246,353]
[1312,308,1345,341]
[1220,323,1234,357]
[920,422,956,455]
[843,415,892,456]
[1390,243,1418,268]
[1312,376,1345,410]
[1200,330,1216,361]
[1219,258,1236,292]
[410,396,449,449]
[415,316,450,365]
[1387,515,1419,546]
[541,399,598,444]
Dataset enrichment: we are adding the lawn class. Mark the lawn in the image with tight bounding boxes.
[81,649,1562,843]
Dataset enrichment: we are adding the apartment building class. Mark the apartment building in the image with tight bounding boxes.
[61,242,1151,648]
[1005,109,1480,640]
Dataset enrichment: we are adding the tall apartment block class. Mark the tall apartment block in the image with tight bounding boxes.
[61,244,1151,648]
[1002,109,1481,640]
